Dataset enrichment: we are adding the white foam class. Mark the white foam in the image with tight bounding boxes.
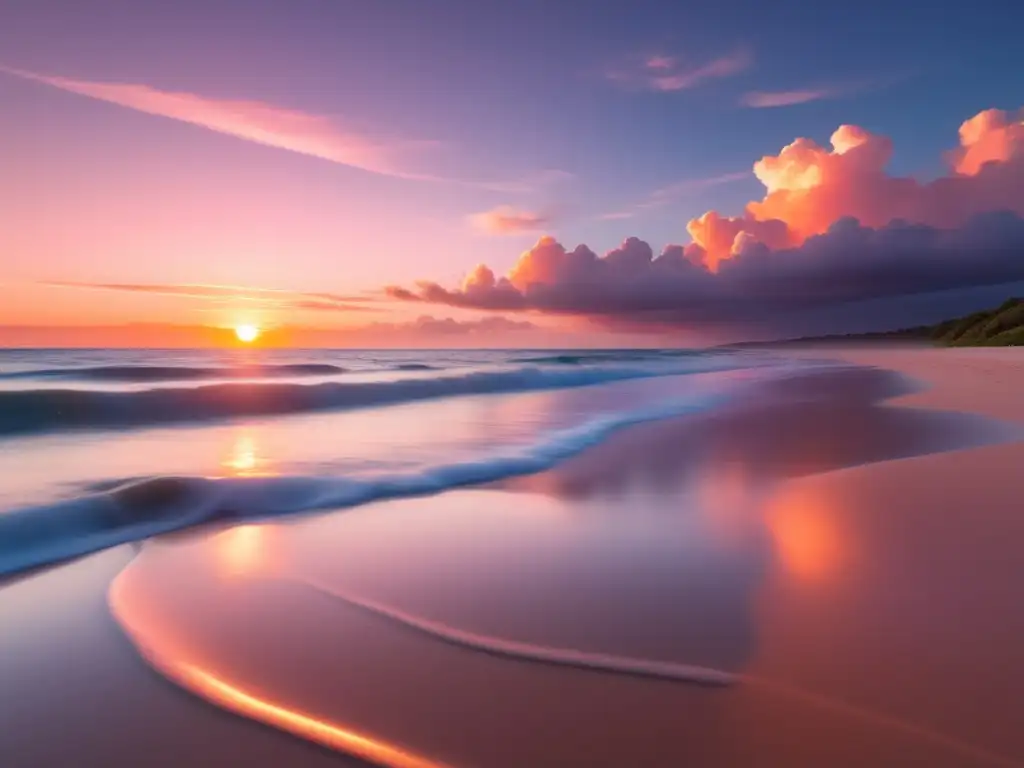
[297,576,735,687]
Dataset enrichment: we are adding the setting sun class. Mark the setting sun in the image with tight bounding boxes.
[234,324,260,343]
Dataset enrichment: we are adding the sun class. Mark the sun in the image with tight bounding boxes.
[234,324,260,343]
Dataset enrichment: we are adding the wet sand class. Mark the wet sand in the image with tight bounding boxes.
[0,546,371,767]
[3,348,1024,767]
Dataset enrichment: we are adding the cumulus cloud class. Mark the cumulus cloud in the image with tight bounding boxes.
[686,107,1024,267]
[948,108,1024,175]
[389,315,536,335]
[388,213,1024,326]
[388,107,1024,330]
[608,48,751,92]
[470,206,550,235]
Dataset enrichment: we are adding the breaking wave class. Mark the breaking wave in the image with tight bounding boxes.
[0,388,725,577]
[0,363,348,382]
[0,359,737,436]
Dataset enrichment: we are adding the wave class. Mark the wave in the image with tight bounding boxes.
[0,359,733,436]
[297,577,735,686]
[511,350,701,365]
[0,388,728,577]
[393,363,437,371]
[0,363,348,382]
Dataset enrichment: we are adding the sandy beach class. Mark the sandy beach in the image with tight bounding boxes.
[7,2,1023,764]
[2,347,1023,767]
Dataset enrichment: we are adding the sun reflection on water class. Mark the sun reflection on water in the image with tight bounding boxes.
[221,429,275,477]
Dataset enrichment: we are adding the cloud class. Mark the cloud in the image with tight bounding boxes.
[1,65,547,189]
[740,88,838,108]
[470,206,550,235]
[387,213,1024,327]
[599,171,749,221]
[379,315,536,335]
[387,107,1024,331]
[739,74,908,110]
[608,48,751,92]
[686,107,1024,267]
[1,66,447,179]
[43,281,379,312]
[0,315,539,348]
[949,108,1024,175]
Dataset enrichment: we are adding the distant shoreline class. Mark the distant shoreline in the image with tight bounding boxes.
[726,297,1023,349]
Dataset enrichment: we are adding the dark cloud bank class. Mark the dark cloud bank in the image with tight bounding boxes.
[389,212,1024,334]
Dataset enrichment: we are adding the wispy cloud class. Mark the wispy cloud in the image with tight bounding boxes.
[608,48,752,92]
[470,206,551,235]
[598,171,749,221]
[1,65,554,190]
[42,281,380,313]
[1,66,447,179]
[739,74,908,109]
[740,87,840,108]
[0,315,540,347]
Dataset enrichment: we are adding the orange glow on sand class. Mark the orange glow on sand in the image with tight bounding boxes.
[108,566,449,768]
[767,486,844,581]
[234,324,260,343]
[215,525,274,579]
[172,664,450,768]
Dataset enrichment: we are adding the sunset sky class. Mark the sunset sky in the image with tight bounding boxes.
[1,0,1022,346]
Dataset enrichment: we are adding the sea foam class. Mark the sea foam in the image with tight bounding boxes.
[0,358,741,436]
[0,387,730,577]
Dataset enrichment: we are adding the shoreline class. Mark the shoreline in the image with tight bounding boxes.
[2,347,1023,766]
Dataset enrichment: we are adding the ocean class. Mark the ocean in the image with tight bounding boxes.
[0,347,796,576]
[6,346,1024,767]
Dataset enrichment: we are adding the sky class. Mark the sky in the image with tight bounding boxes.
[1,0,1022,346]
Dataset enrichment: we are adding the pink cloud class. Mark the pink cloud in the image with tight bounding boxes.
[740,88,837,108]
[608,48,751,92]
[948,108,1024,175]
[386,213,1024,329]
[470,206,550,235]
[42,281,379,313]
[386,107,1024,330]
[686,211,794,270]
[686,107,1024,267]
[2,66,559,190]
[2,66,443,179]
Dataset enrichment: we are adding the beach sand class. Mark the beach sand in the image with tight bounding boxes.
[2,347,1023,767]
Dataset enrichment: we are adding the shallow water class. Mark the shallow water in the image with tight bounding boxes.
[6,349,1022,766]
[0,348,792,575]
[105,365,1021,767]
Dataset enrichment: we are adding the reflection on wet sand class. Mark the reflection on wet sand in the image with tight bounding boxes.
[106,366,1024,767]
[766,485,843,582]
[215,525,276,580]
[176,664,449,768]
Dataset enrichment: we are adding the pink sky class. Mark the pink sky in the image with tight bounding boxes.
[2,3,1022,346]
